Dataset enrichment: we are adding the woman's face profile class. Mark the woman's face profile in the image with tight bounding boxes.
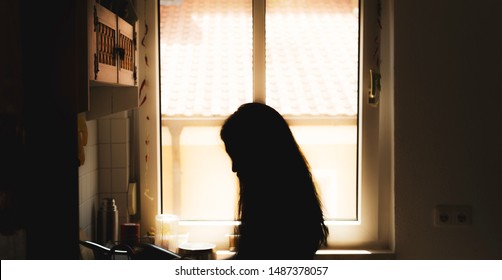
[224,141,255,181]
[227,148,238,174]
[224,143,240,173]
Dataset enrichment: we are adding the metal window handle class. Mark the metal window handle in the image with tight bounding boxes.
[368,68,380,106]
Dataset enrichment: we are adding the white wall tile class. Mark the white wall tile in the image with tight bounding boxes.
[78,155,88,175]
[79,199,92,231]
[83,174,91,201]
[79,204,85,229]
[98,119,111,144]
[111,118,129,143]
[79,117,100,243]
[111,143,129,168]
[99,168,112,194]
[86,110,132,244]
[90,170,98,197]
[79,144,98,176]
[83,200,92,228]
[111,167,129,193]
[79,175,85,205]
[98,143,111,168]
[87,145,98,169]
[86,120,98,146]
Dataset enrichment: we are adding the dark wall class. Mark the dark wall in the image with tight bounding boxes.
[394,0,502,259]
[1,0,84,259]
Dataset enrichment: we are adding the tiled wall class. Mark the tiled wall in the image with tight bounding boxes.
[78,111,132,242]
[97,111,131,226]
[78,116,99,240]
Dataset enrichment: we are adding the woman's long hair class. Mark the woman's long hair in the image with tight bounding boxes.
[220,102,328,259]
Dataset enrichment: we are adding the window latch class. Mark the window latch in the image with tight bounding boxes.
[369,68,381,106]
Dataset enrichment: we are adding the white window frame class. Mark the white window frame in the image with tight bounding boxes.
[154,0,394,252]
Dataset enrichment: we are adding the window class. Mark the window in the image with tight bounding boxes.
[158,0,391,251]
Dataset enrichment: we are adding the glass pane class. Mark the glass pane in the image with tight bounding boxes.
[291,126,357,220]
[162,126,238,220]
[266,0,359,220]
[180,127,238,220]
[160,0,253,117]
[266,0,359,116]
[160,0,360,222]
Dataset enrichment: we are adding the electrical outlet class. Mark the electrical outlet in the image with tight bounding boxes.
[434,205,472,227]
[434,205,453,226]
[452,205,472,226]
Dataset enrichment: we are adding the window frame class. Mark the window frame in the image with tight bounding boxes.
[155,0,394,251]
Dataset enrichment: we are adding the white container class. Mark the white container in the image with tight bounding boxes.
[154,214,179,252]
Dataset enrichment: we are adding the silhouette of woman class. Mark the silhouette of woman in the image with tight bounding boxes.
[220,102,329,260]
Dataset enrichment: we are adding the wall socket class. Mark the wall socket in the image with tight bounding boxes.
[434,205,472,227]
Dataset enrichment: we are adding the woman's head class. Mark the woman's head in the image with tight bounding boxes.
[220,102,304,181]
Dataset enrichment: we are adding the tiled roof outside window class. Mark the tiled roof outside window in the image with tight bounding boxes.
[160,0,358,118]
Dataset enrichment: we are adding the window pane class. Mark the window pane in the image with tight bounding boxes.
[266,0,359,116]
[160,0,360,222]
[162,126,238,220]
[266,0,359,220]
[290,126,357,220]
[179,127,237,220]
[160,0,253,117]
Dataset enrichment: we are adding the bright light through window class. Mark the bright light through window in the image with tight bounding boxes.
[160,0,253,117]
[160,0,359,224]
[266,0,359,116]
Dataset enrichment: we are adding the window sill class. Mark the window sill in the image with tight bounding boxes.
[314,249,395,260]
[216,249,395,260]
